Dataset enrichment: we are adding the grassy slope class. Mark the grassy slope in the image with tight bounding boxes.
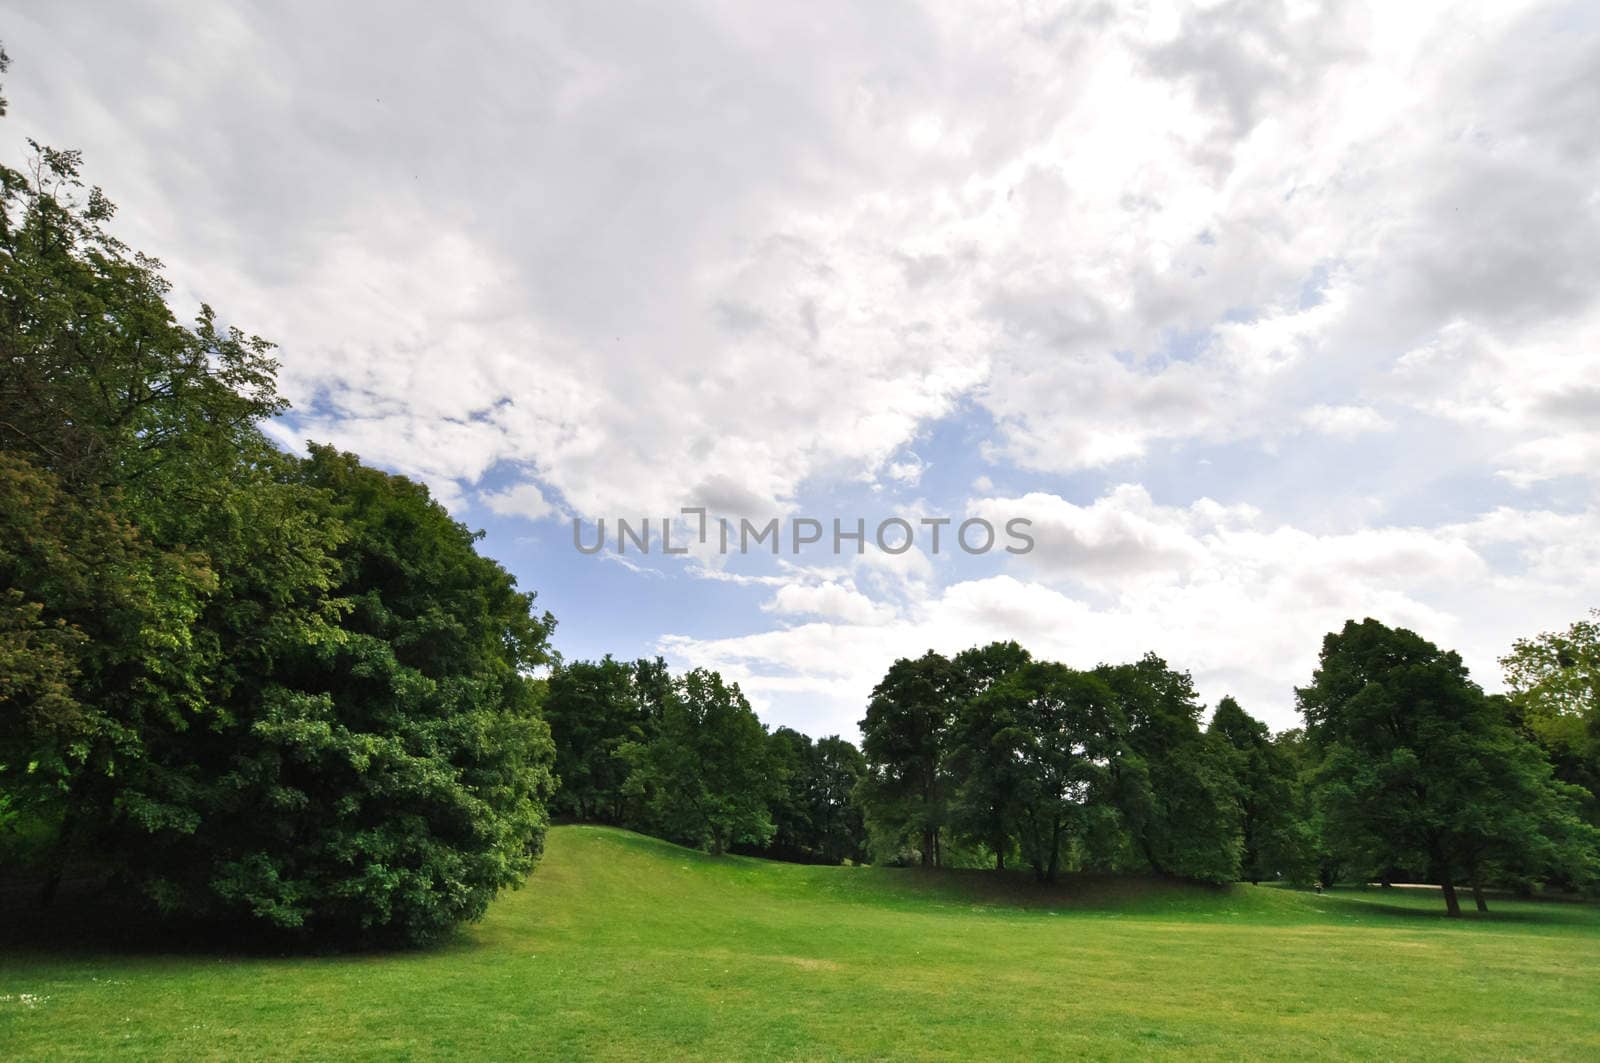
[3,824,1599,1061]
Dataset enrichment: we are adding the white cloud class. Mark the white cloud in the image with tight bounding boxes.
[480,481,557,522]
[11,0,1600,741]
[1300,404,1394,437]
[762,581,897,626]
[665,486,1600,737]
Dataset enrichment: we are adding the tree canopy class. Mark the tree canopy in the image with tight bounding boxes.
[0,78,557,944]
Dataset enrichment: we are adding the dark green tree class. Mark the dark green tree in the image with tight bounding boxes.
[543,656,648,822]
[812,735,870,864]
[765,726,819,861]
[1096,654,1240,883]
[975,663,1121,882]
[858,651,959,867]
[1299,618,1596,915]
[111,447,559,943]
[621,668,774,854]
[0,69,560,942]
[1208,697,1313,885]
[947,641,1032,870]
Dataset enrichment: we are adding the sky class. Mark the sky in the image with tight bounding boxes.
[4,0,1598,738]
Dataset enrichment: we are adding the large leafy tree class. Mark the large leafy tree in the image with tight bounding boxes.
[811,735,870,864]
[766,726,819,860]
[543,656,649,823]
[622,668,774,854]
[1208,697,1313,885]
[1299,618,1596,915]
[0,82,287,898]
[0,60,559,943]
[858,651,959,867]
[1096,654,1240,883]
[947,641,1032,870]
[972,663,1120,882]
[762,728,869,864]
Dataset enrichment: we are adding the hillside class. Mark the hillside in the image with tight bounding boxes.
[4,825,1599,1060]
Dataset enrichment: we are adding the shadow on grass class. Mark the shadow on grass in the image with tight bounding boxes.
[0,874,479,961]
[1313,887,1600,927]
[878,865,1236,910]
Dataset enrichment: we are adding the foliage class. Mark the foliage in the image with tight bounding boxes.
[543,656,650,823]
[857,651,959,867]
[0,70,557,943]
[1502,609,1600,826]
[1209,696,1315,885]
[762,728,869,864]
[1094,654,1241,883]
[1299,618,1597,914]
[621,668,775,854]
[971,663,1120,881]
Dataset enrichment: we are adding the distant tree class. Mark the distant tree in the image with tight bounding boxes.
[544,656,648,822]
[1096,654,1240,883]
[1501,610,1600,826]
[858,651,959,867]
[947,641,1032,870]
[975,663,1120,882]
[756,728,868,864]
[766,726,819,861]
[622,669,774,855]
[1299,618,1597,915]
[812,735,870,864]
[1208,697,1314,885]
[1271,727,1339,887]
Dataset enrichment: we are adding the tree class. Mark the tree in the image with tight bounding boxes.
[812,736,870,864]
[1299,618,1596,916]
[1502,609,1600,826]
[0,66,560,941]
[858,651,959,867]
[765,726,819,861]
[974,663,1120,882]
[947,641,1032,870]
[108,447,559,943]
[1096,654,1240,883]
[543,656,649,823]
[622,668,774,855]
[1208,697,1313,885]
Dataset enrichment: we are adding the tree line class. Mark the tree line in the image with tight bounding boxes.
[539,612,1600,918]
[541,656,868,864]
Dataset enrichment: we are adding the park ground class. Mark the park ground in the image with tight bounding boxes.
[3,824,1599,1060]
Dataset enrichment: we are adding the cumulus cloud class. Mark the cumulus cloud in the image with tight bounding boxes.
[10,0,1599,738]
[666,486,1600,736]
[480,482,558,522]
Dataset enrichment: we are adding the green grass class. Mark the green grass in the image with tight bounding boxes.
[4,825,1599,1060]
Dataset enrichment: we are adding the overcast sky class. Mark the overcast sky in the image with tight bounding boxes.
[6,0,1598,737]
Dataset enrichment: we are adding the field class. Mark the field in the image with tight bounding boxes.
[4,825,1599,1061]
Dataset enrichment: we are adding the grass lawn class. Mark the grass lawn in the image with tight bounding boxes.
[4,824,1599,1060]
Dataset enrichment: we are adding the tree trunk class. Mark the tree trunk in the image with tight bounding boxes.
[1046,817,1061,883]
[1440,874,1461,917]
[1471,877,1488,913]
[921,828,935,868]
[36,807,76,909]
[994,848,1005,872]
